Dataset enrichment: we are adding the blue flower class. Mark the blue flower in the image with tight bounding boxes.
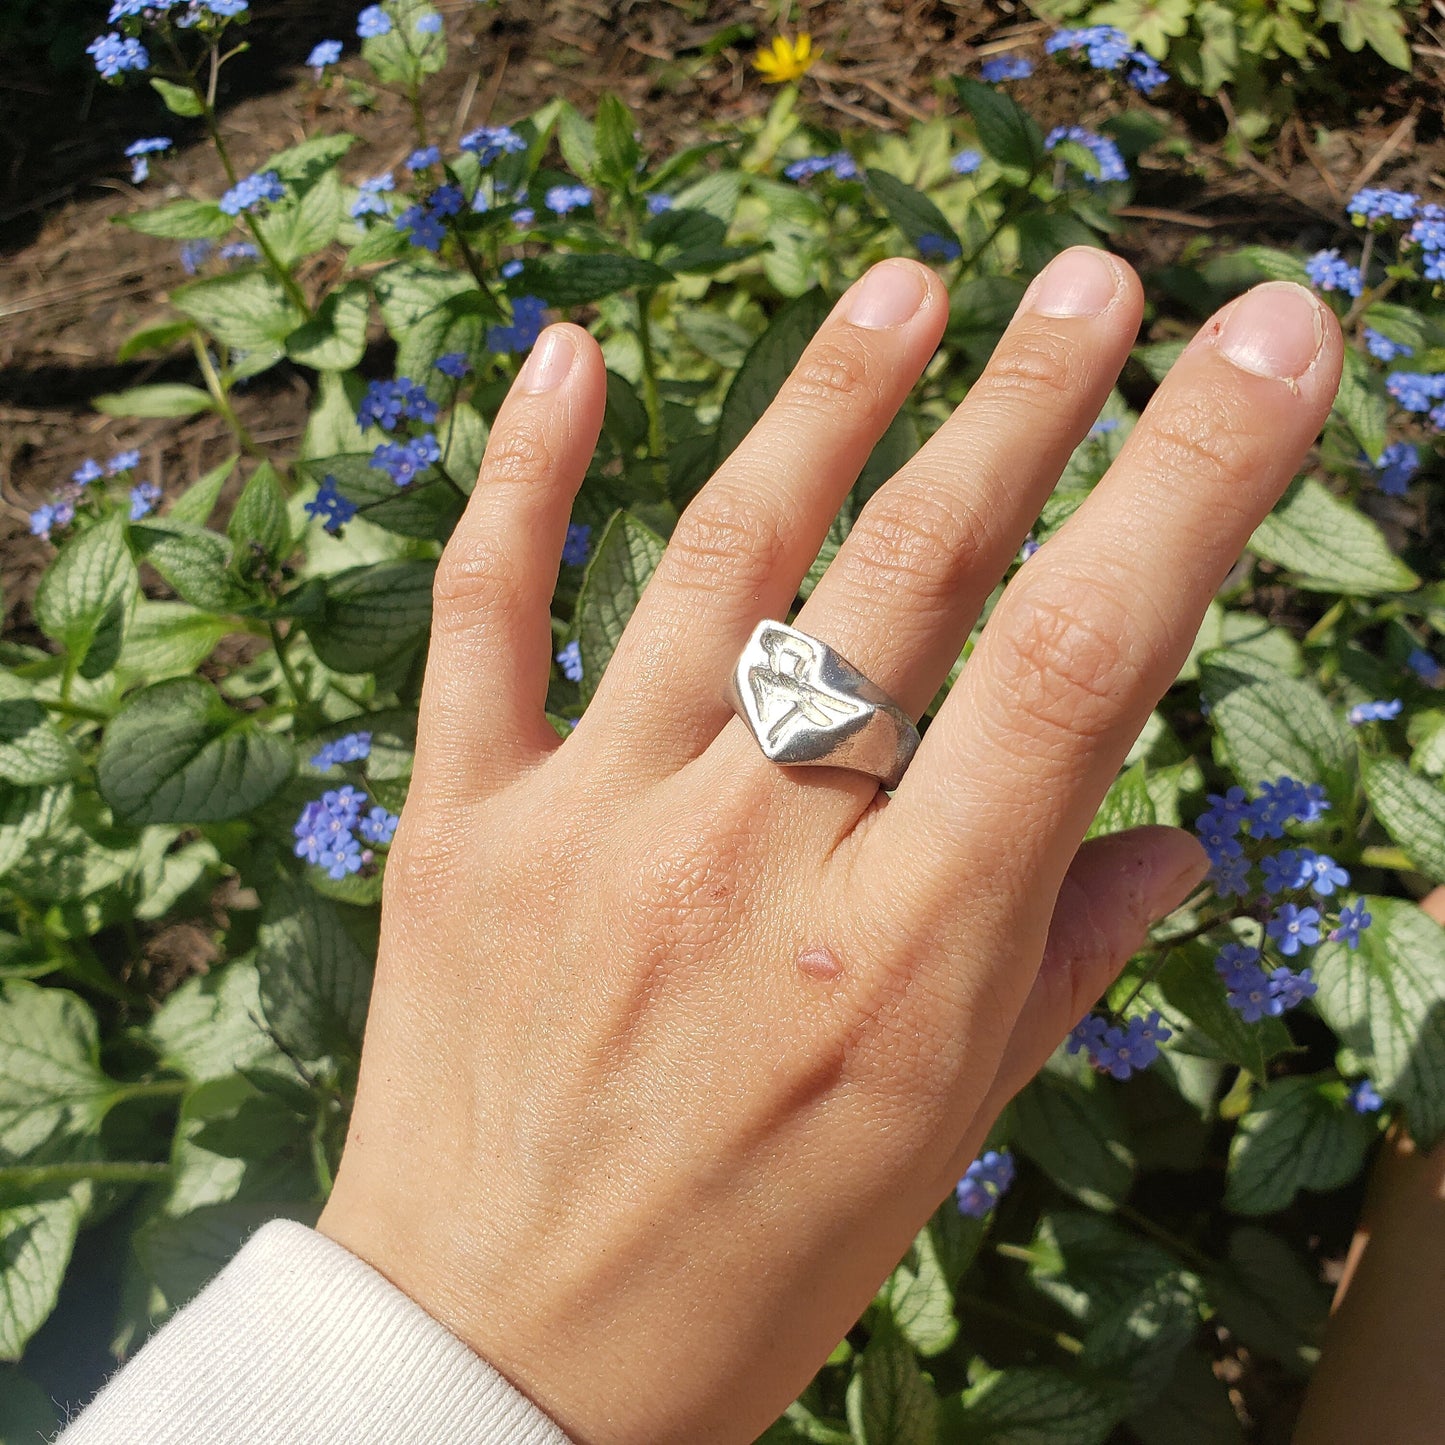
[487,294,548,353]
[1019,536,1040,562]
[1070,1010,1171,1080]
[430,183,464,217]
[180,239,213,274]
[1046,26,1132,70]
[312,731,372,768]
[1348,188,1418,223]
[826,150,859,180]
[1268,966,1317,1010]
[351,172,395,219]
[1363,328,1411,363]
[783,156,833,182]
[1408,648,1442,686]
[435,352,471,378]
[305,475,358,535]
[359,805,400,845]
[556,640,583,682]
[1304,248,1363,297]
[1208,852,1251,898]
[294,789,367,879]
[951,148,983,176]
[459,125,526,164]
[1066,1014,1108,1056]
[544,183,592,215]
[357,5,391,38]
[414,12,442,33]
[1328,897,1372,949]
[1045,125,1128,184]
[1244,776,1328,838]
[1215,942,1263,990]
[646,192,673,215]
[29,501,75,540]
[88,33,150,79]
[980,55,1032,82]
[1224,962,1281,1022]
[1266,903,1322,957]
[370,433,440,487]
[1372,440,1419,496]
[1347,698,1403,724]
[1261,848,1309,895]
[500,257,524,279]
[955,1149,1015,1218]
[561,523,591,567]
[124,136,171,184]
[108,449,142,475]
[407,145,441,170]
[917,233,962,262]
[307,39,343,72]
[1347,1079,1383,1113]
[1195,808,1243,864]
[72,459,105,486]
[1301,850,1349,898]
[1127,52,1169,95]
[1385,369,1445,413]
[219,170,284,216]
[511,206,536,227]
[128,481,161,520]
[397,202,445,251]
[219,241,259,263]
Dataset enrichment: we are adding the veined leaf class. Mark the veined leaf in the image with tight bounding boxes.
[575,511,666,706]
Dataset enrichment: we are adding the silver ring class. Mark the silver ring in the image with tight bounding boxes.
[726,619,920,790]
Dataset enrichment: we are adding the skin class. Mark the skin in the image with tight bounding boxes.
[318,249,1342,1444]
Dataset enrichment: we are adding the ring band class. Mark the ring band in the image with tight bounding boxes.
[726,619,920,790]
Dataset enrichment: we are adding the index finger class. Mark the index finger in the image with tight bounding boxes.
[870,281,1342,933]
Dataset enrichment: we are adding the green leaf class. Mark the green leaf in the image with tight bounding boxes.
[1232,245,1310,283]
[0,982,112,1163]
[116,601,232,685]
[1126,1347,1245,1445]
[117,319,196,363]
[227,462,290,565]
[1225,1076,1375,1215]
[1012,1065,1134,1207]
[264,134,358,188]
[0,1366,59,1440]
[1201,665,1356,810]
[519,253,673,308]
[1250,478,1417,595]
[0,1189,82,1362]
[94,383,215,419]
[1332,347,1389,462]
[1312,895,1445,1146]
[882,1223,958,1357]
[121,199,231,240]
[0,786,70,887]
[257,167,346,267]
[1206,1227,1326,1377]
[953,1367,1119,1444]
[171,272,306,358]
[575,512,666,706]
[285,280,369,370]
[0,679,76,786]
[149,957,293,1085]
[306,561,436,674]
[715,287,832,465]
[130,519,253,614]
[1361,755,1445,882]
[845,1326,939,1445]
[554,101,597,184]
[167,453,237,527]
[374,261,492,378]
[865,169,960,250]
[257,878,375,1067]
[150,77,204,116]
[32,512,136,679]
[1086,760,1155,839]
[96,678,294,826]
[953,78,1045,174]
[594,92,642,191]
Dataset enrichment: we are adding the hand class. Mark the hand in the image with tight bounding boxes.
[317,248,1341,1444]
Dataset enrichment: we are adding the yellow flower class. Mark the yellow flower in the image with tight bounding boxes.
[752,32,815,84]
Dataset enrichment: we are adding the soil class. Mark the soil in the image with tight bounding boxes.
[1,7,1443,1433]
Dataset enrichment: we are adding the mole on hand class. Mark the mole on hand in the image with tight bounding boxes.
[796,945,843,982]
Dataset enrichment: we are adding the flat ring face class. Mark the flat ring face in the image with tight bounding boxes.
[726,619,921,790]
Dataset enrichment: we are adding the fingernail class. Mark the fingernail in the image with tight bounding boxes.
[518,327,574,392]
[846,259,930,329]
[1023,247,1121,318]
[1214,282,1324,380]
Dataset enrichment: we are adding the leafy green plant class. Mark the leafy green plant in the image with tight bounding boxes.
[4,1,1444,1438]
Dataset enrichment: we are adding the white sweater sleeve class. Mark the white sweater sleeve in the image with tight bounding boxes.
[57,1219,575,1445]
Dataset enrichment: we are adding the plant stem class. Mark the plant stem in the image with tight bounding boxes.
[269,621,309,715]
[1114,1201,1217,1276]
[636,288,668,463]
[954,1290,1084,1356]
[191,335,261,456]
[109,1078,189,1104]
[431,460,471,502]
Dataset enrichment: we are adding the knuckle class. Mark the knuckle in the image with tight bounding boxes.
[1139,395,1254,487]
[992,579,1143,741]
[661,486,793,598]
[982,328,1080,405]
[787,335,883,416]
[432,534,520,623]
[478,417,556,490]
[842,484,987,614]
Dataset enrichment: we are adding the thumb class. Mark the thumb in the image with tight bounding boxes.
[982,825,1209,1112]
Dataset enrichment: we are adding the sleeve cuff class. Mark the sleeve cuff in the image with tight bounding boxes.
[58,1219,574,1445]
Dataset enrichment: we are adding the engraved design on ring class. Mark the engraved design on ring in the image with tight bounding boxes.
[726,619,921,790]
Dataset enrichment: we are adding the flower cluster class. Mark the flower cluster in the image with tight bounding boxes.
[396,184,464,251]
[1347,698,1402,725]
[460,125,527,165]
[556,640,583,682]
[1386,370,1445,429]
[544,183,593,215]
[125,136,171,184]
[487,294,548,354]
[562,523,591,567]
[350,173,395,219]
[219,170,284,216]
[305,476,358,535]
[88,32,150,78]
[782,152,858,183]
[356,5,391,38]
[1347,1079,1383,1114]
[407,145,441,171]
[311,731,372,769]
[293,786,398,880]
[306,39,342,73]
[917,234,962,263]
[1045,126,1128,185]
[29,450,147,541]
[371,434,441,487]
[979,55,1032,83]
[1370,440,1420,496]
[955,1150,1015,1219]
[358,377,438,431]
[1406,204,1445,282]
[1068,1010,1171,1081]
[1045,26,1168,95]
[1304,248,1363,297]
[1363,327,1411,364]
[1213,942,1316,1021]
[1347,187,1419,224]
